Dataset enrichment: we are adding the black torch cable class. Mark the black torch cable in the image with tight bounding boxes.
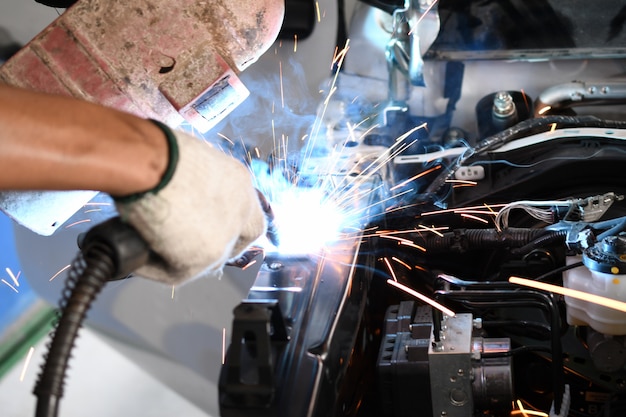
[33,241,116,417]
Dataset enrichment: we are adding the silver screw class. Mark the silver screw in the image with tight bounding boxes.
[492,91,516,118]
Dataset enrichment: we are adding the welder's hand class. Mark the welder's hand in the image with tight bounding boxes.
[114,120,266,284]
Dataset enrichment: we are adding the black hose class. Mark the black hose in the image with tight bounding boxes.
[510,230,567,256]
[411,227,548,253]
[424,115,626,196]
[33,217,150,417]
[33,242,115,417]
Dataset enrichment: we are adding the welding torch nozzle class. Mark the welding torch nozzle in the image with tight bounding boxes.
[256,189,280,247]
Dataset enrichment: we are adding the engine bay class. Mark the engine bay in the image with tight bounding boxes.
[219,1,626,416]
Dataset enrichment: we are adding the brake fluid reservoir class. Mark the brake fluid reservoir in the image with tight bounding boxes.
[563,235,626,335]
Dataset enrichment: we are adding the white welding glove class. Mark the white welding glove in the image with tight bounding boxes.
[114,120,266,284]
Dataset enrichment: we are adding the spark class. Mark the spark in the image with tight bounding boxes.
[513,399,548,417]
[272,119,276,152]
[511,410,547,417]
[217,132,235,146]
[315,1,321,22]
[414,0,439,26]
[323,85,338,106]
[1,279,18,293]
[537,105,551,115]
[83,209,102,213]
[294,34,298,52]
[509,276,626,313]
[374,226,448,238]
[279,60,284,108]
[380,235,414,245]
[483,203,498,216]
[242,259,258,271]
[222,327,227,365]
[445,179,477,185]
[417,224,445,237]
[341,188,415,221]
[6,267,20,287]
[171,285,175,299]
[65,219,91,229]
[387,279,455,316]
[390,164,441,191]
[461,213,489,224]
[421,204,508,217]
[400,241,426,252]
[448,179,477,189]
[254,147,261,158]
[455,210,498,216]
[383,257,398,281]
[329,127,417,198]
[550,122,557,132]
[521,89,530,112]
[19,346,35,382]
[392,256,412,270]
[332,43,350,67]
[301,39,350,169]
[49,264,71,282]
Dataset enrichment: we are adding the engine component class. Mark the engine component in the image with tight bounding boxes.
[377,302,433,417]
[564,236,626,335]
[430,313,513,417]
[377,302,513,417]
[534,80,626,117]
[586,328,626,373]
[475,90,531,138]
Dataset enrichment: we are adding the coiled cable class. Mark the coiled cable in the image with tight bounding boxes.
[32,217,150,417]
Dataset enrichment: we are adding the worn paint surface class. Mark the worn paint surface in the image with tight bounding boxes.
[0,0,284,129]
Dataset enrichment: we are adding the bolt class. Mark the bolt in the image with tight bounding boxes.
[570,91,583,101]
[492,91,516,118]
[268,261,283,270]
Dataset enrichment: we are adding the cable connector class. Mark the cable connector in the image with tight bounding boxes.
[572,192,624,222]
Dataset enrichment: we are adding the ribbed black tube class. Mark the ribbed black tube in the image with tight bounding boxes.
[33,242,115,417]
[510,230,567,256]
[412,227,549,253]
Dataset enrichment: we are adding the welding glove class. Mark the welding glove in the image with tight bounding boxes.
[114,120,266,284]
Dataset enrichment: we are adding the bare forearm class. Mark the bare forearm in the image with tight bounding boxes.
[0,84,168,196]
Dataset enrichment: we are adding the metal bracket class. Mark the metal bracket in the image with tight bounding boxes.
[219,300,289,414]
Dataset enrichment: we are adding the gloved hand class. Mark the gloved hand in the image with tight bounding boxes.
[114,120,266,284]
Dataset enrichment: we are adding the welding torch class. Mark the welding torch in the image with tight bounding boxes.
[226,190,279,268]
[257,189,280,247]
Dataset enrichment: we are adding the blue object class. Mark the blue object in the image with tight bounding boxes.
[0,212,38,338]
